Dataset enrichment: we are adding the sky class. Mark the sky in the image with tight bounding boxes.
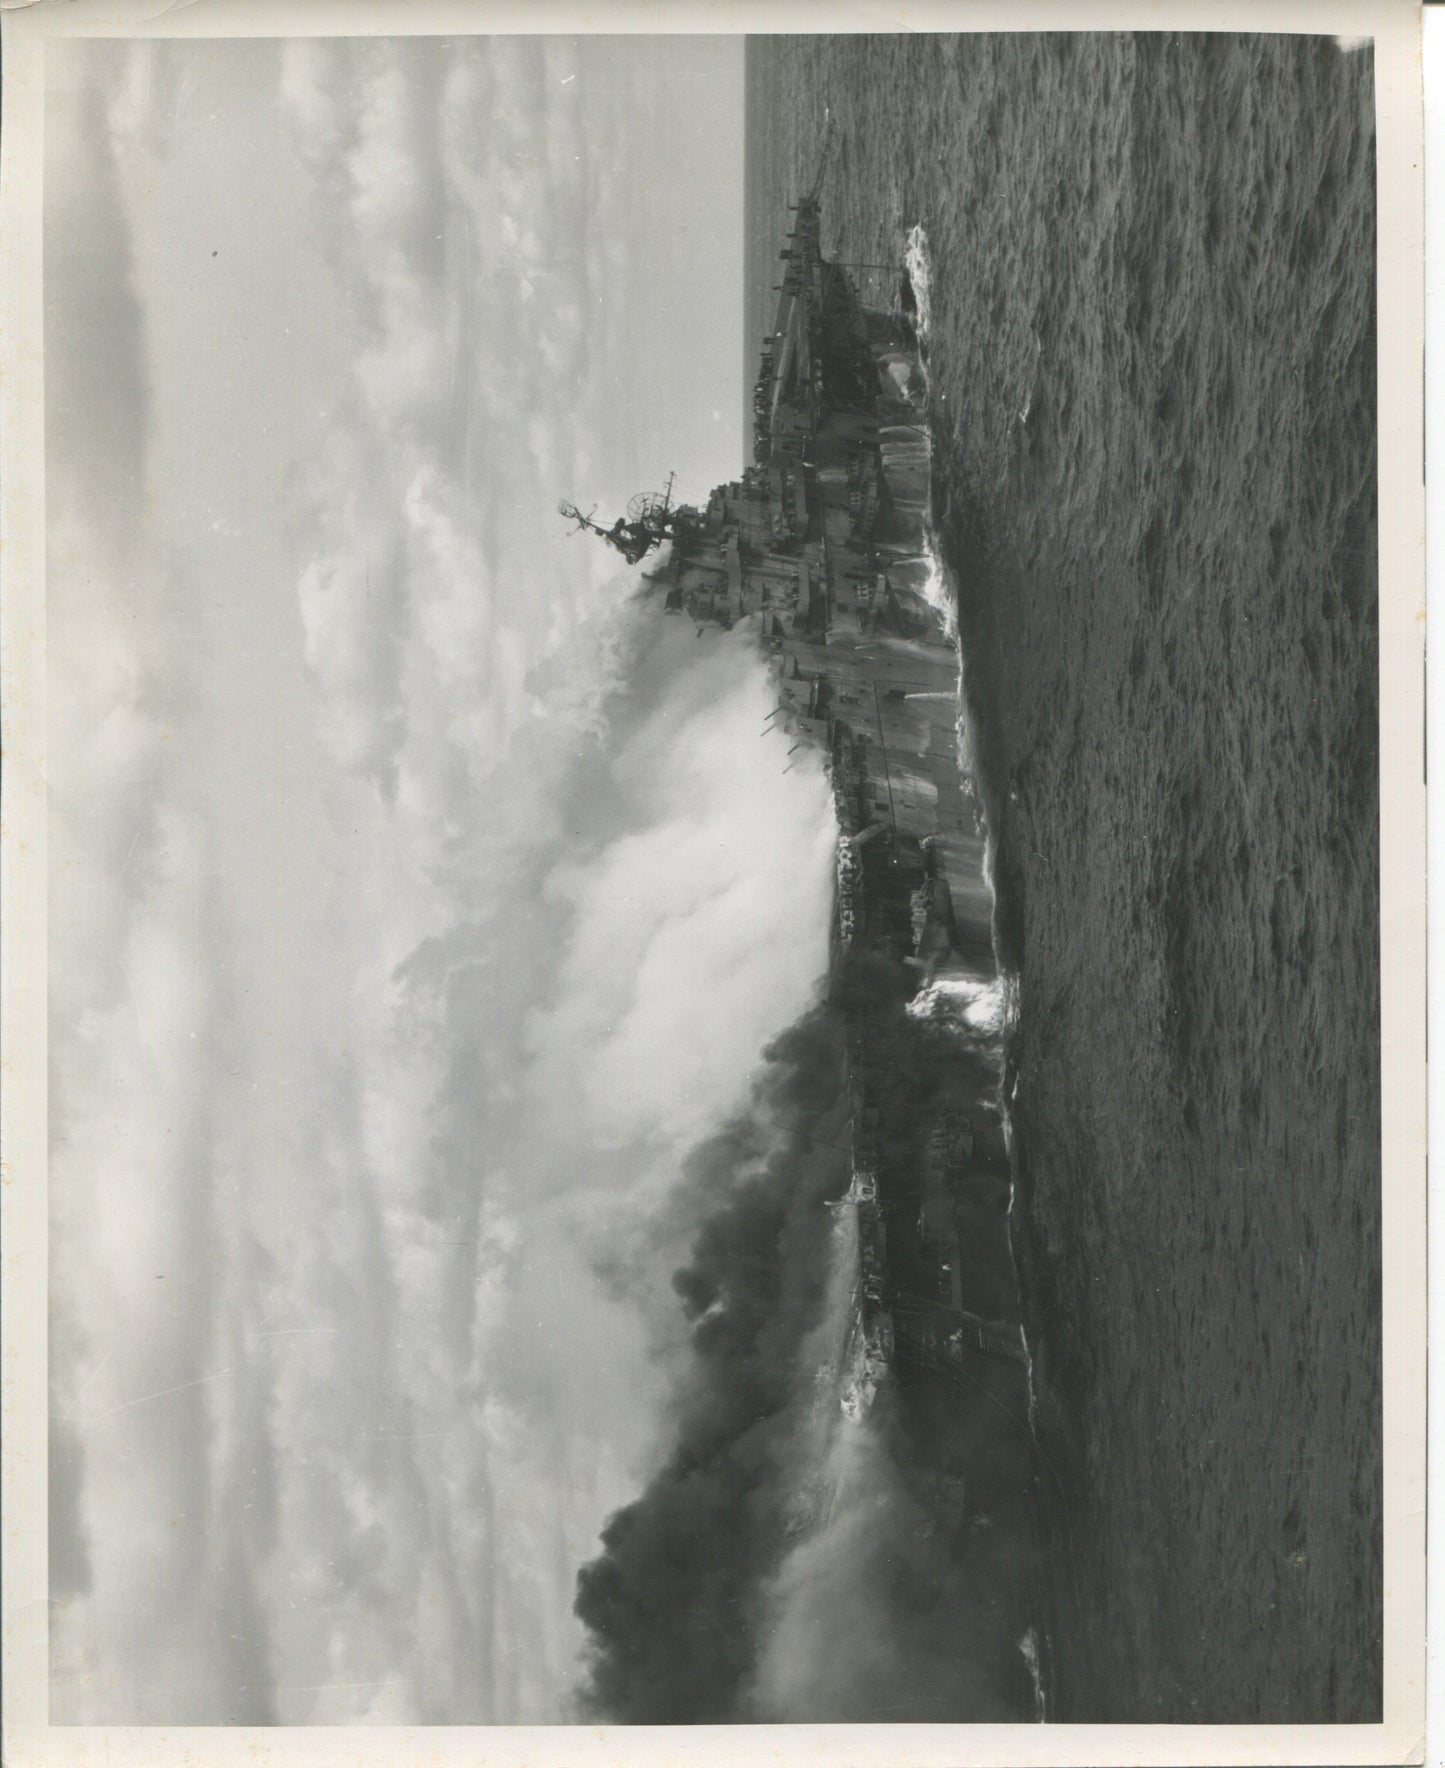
[45,33,838,1724]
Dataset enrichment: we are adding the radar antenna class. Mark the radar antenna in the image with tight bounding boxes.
[559,475,680,566]
[558,498,604,536]
[626,471,676,527]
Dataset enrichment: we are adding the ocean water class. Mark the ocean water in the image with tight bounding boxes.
[746,32,1380,1722]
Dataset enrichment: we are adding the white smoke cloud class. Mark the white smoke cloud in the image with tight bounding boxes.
[751,1418,899,1720]
[749,1395,1007,1725]
[528,624,837,1158]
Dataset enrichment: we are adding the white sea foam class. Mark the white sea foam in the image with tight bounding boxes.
[919,528,958,643]
[1018,1627,1047,1722]
[903,222,933,343]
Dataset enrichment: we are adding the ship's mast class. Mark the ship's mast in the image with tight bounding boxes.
[558,477,683,566]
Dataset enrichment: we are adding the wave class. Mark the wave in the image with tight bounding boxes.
[904,222,933,344]
[919,523,958,643]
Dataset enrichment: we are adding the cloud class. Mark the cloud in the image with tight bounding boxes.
[44,58,150,571]
[276,39,622,818]
[43,64,219,1698]
[48,36,782,1727]
[47,675,250,1719]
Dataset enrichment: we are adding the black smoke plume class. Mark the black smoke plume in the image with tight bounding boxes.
[574,950,1044,1724]
[572,1004,851,1722]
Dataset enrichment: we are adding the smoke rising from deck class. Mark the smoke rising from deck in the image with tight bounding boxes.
[749,1402,1013,1722]
[574,957,1040,1724]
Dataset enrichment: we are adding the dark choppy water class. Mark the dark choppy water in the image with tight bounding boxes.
[748,32,1379,1722]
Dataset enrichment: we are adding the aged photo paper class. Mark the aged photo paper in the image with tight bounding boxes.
[1,0,1426,1763]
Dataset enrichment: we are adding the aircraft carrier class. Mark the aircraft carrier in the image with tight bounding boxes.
[562,169,1030,1425]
